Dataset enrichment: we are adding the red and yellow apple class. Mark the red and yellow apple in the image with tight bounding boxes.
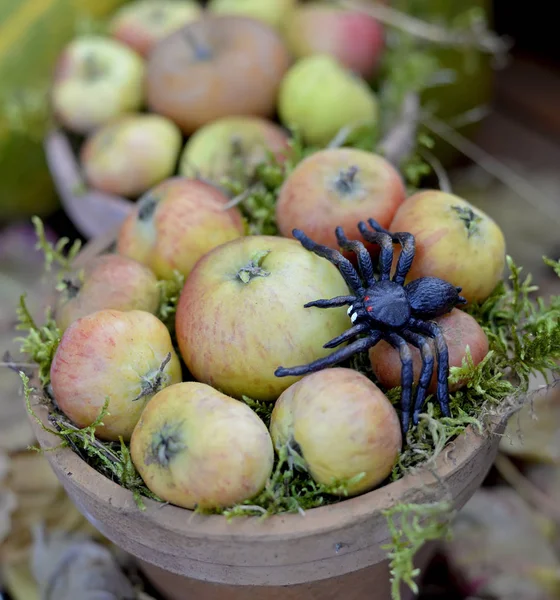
[283,3,385,78]
[51,36,145,135]
[207,0,296,30]
[55,253,160,332]
[175,234,352,401]
[389,190,507,303]
[130,381,274,510]
[116,177,245,279]
[269,368,401,495]
[278,54,378,146]
[109,0,202,57]
[276,147,406,252]
[80,114,183,198]
[50,309,182,441]
[179,115,290,183]
[369,308,490,394]
[145,15,292,134]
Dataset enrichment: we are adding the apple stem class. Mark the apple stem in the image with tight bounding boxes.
[133,352,172,402]
[335,166,359,194]
[60,277,81,299]
[82,53,105,81]
[450,205,482,238]
[137,194,158,222]
[236,250,271,284]
[182,30,213,61]
[149,422,186,467]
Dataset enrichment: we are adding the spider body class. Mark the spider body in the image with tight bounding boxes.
[274,218,467,434]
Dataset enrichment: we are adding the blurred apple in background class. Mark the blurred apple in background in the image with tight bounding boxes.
[179,115,289,183]
[278,54,378,146]
[81,114,183,198]
[51,36,145,135]
[145,15,291,135]
[109,0,202,57]
[283,2,385,78]
[207,0,296,30]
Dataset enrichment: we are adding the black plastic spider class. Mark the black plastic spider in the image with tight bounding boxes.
[274,218,467,433]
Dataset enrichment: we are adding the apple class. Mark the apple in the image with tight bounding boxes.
[179,115,290,183]
[269,368,401,495]
[50,309,182,442]
[389,190,507,303]
[278,54,378,147]
[80,114,183,198]
[369,308,490,398]
[207,0,296,30]
[276,147,406,253]
[283,3,385,78]
[175,234,352,401]
[130,381,274,510]
[54,253,161,333]
[109,0,202,58]
[145,15,292,134]
[51,35,145,135]
[116,177,245,279]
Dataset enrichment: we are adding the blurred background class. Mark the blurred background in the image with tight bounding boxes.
[1,1,559,599]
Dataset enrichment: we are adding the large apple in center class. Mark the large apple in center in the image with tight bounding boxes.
[175,235,352,401]
[145,15,292,134]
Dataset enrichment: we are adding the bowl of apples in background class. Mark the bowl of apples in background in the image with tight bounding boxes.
[43,0,430,240]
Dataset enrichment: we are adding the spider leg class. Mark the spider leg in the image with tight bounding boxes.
[384,333,414,434]
[401,330,435,424]
[304,295,356,309]
[335,226,376,287]
[323,322,369,348]
[358,219,416,285]
[292,229,364,295]
[275,331,382,378]
[409,318,451,418]
[356,222,394,281]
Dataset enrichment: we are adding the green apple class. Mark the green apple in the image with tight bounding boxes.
[179,115,289,183]
[109,0,202,58]
[278,54,378,146]
[207,0,296,30]
[80,113,183,198]
[51,35,145,135]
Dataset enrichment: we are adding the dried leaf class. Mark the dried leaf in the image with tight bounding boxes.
[31,526,137,600]
[445,486,560,600]
[500,379,560,463]
[0,451,17,545]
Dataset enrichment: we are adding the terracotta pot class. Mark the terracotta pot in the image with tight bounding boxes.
[25,234,507,599]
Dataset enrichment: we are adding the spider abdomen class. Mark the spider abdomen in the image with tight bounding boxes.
[405,276,466,319]
[363,281,411,329]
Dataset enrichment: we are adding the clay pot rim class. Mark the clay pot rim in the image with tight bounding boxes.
[31,400,504,542]
[31,230,506,542]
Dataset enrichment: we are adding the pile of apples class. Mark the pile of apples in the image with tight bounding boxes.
[45,0,508,512]
[47,181,505,512]
[50,0,386,200]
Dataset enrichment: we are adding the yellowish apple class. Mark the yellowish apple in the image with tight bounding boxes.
[130,382,274,510]
[51,35,145,135]
[269,368,401,496]
[80,114,183,198]
[109,0,202,57]
[207,0,296,30]
[389,190,507,303]
[278,54,378,146]
[179,115,289,183]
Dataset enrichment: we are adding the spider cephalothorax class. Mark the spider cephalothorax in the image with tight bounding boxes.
[274,218,467,433]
